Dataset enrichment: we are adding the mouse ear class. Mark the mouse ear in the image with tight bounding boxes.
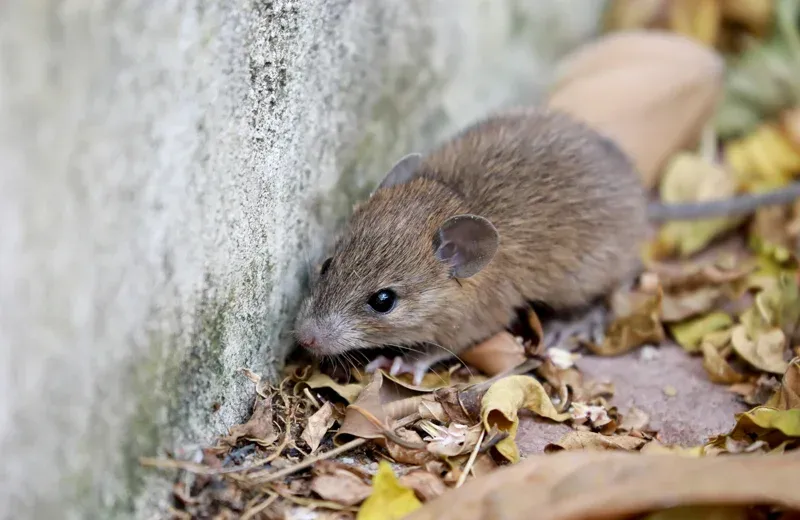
[376,153,423,191]
[433,214,499,278]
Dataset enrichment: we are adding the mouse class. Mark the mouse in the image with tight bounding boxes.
[294,106,800,384]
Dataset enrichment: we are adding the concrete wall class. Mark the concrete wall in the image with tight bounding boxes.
[0,1,604,518]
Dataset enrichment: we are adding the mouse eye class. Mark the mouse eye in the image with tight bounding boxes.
[320,257,332,276]
[367,288,397,313]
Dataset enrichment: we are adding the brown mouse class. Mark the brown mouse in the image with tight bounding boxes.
[294,107,800,384]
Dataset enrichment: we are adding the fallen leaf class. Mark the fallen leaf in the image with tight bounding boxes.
[547,31,724,188]
[335,371,430,445]
[588,284,665,356]
[311,465,372,507]
[480,375,570,462]
[300,372,365,404]
[545,431,647,452]
[220,396,277,447]
[301,402,336,454]
[730,324,789,374]
[766,357,800,410]
[356,461,422,520]
[708,406,800,451]
[397,470,448,502]
[669,312,733,352]
[460,331,526,377]
[661,287,723,322]
[642,505,750,520]
[385,428,435,466]
[569,402,613,429]
[755,272,800,343]
[639,441,707,457]
[418,421,482,458]
[405,451,800,520]
[654,153,744,258]
[618,406,651,432]
[701,341,747,384]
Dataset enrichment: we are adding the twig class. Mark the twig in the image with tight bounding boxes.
[241,493,278,520]
[456,429,485,488]
[247,437,367,484]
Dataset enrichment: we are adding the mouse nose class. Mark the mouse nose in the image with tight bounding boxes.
[296,323,322,350]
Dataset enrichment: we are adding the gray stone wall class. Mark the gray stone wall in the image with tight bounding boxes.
[0,1,604,518]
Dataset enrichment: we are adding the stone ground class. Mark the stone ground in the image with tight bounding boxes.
[516,343,747,454]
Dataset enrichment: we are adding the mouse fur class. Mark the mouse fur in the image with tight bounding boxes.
[294,107,648,368]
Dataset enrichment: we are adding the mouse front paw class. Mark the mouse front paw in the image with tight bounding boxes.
[365,355,433,386]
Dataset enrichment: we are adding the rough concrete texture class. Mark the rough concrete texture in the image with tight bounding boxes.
[0,1,605,518]
[516,344,747,455]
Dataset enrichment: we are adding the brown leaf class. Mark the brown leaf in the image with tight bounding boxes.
[405,451,800,520]
[299,372,365,404]
[385,428,435,466]
[618,406,651,432]
[460,331,526,377]
[398,470,448,502]
[335,371,430,444]
[311,469,372,507]
[220,396,276,447]
[701,341,747,384]
[301,401,336,454]
[765,357,800,410]
[661,287,723,322]
[420,422,483,458]
[545,431,647,452]
[588,283,665,356]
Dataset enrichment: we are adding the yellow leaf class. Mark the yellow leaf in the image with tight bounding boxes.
[669,312,733,352]
[480,375,570,463]
[754,272,800,341]
[357,461,422,520]
[730,324,789,374]
[544,431,646,452]
[654,153,744,257]
[708,407,800,450]
[300,372,364,404]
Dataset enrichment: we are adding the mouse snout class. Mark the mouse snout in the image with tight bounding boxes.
[295,318,329,352]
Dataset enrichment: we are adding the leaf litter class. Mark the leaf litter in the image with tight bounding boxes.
[143,2,800,518]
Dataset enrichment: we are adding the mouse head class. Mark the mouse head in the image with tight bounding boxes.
[294,154,499,356]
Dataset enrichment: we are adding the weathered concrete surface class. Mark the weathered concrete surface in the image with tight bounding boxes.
[0,1,604,518]
[517,344,747,454]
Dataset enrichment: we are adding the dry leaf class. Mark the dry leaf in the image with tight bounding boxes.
[708,406,800,451]
[300,372,364,404]
[654,153,744,258]
[642,505,750,520]
[460,331,526,377]
[335,371,430,445]
[669,312,733,352]
[301,402,336,454]
[480,375,570,463]
[220,396,277,447]
[405,451,800,520]
[397,470,448,502]
[589,283,665,355]
[547,31,724,188]
[730,324,789,375]
[661,287,724,322]
[385,428,435,466]
[755,272,800,343]
[419,421,482,458]
[311,465,372,507]
[619,406,651,432]
[701,341,747,384]
[356,461,422,520]
[766,357,800,410]
[544,431,647,452]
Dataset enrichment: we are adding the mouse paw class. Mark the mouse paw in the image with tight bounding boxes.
[365,355,433,386]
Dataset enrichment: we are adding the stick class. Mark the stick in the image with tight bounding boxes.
[456,429,485,488]
[247,437,367,484]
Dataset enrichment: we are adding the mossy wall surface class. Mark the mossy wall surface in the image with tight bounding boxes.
[0,1,604,517]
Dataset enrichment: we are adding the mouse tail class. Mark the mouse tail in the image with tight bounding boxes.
[646,182,800,222]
